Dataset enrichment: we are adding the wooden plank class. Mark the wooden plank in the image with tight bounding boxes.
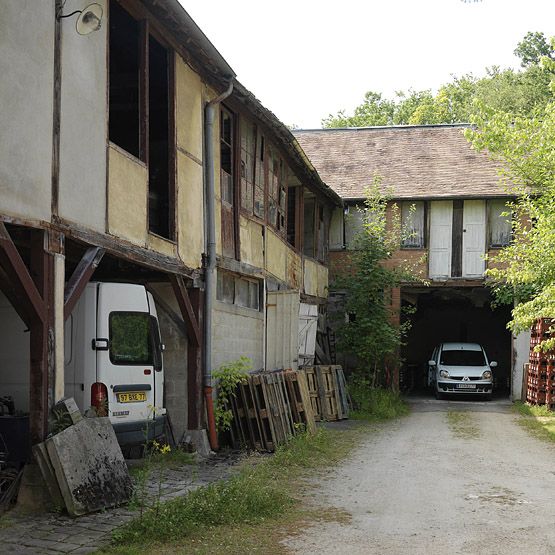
[170,275,201,347]
[0,222,46,325]
[64,247,105,320]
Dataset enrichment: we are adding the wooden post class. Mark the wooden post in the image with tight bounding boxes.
[170,275,203,430]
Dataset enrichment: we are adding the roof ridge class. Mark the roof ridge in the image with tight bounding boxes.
[293,123,472,133]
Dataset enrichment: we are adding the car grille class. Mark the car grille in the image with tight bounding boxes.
[448,376,482,381]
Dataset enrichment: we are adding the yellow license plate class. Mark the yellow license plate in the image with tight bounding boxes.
[117,392,147,403]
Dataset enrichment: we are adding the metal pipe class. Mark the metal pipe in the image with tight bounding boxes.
[203,80,233,450]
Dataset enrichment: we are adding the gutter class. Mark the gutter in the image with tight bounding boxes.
[203,80,234,450]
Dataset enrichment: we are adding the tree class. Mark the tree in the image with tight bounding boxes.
[514,31,554,68]
[465,57,555,348]
[322,33,553,128]
[333,183,421,387]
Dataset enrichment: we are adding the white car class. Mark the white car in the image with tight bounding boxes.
[428,342,496,400]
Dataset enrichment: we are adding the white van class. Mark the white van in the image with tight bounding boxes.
[0,282,166,447]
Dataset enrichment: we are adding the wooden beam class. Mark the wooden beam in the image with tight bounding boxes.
[64,247,105,320]
[170,275,201,347]
[187,287,203,430]
[0,222,46,324]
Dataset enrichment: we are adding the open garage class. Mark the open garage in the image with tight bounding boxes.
[400,286,512,397]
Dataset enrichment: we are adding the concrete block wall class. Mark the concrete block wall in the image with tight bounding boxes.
[212,302,264,372]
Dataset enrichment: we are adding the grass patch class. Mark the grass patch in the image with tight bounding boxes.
[514,401,555,443]
[100,423,372,555]
[446,411,480,439]
[349,384,409,421]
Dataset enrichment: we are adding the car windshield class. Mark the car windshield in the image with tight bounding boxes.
[440,349,486,366]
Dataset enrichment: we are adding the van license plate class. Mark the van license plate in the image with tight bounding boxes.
[117,392,146,403]
[457,384,476,389]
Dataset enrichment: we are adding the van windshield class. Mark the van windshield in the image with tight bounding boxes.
[440,349,486,366]
[109,312,153,365]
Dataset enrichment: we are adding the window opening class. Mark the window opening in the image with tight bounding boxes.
[240,120,256,214]
[488,199,512,247]
[254,133,265,219]
[148,35,171,238]
[303,195,315,257]
[401,201,425,248]
[109,1,140,158]
[109,312,153,365]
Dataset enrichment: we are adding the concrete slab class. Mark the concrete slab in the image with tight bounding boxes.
[45,418,132,516]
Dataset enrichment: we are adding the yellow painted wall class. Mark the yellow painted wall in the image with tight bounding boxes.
[108,145,147,246]
[148,233,175,257]
[287,249,302,290]
[175,57,203,162]
[177,151,204,269]
[266,230,287,283]
[239,216,264,268]
[304,258,329,298]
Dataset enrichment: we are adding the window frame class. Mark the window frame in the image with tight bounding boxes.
[400,201,427,250]
[488,198,512,249]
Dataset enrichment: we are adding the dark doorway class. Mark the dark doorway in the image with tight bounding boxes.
[400,287,512,396]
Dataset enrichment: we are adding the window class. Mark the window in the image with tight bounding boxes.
[217,271,260,310]
[220,107,236,258]
[344,204,365,249]
[303,195,316,257]
[240,120,256,214]
[109,1,175,239]
[254,131,266,219]
[287,185,300,248]
[401,201,425,248]
[267,147,287,235]
[488,199,512,248]
[109,312,152,365]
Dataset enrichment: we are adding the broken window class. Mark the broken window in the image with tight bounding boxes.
[108,1,175,239]
[303,194,315,257]
[220,107,236,258]
[488,199,512,248]
[267,147,287,236]
[401,201,425,248]
[254,132,266,219]
[240,119,256,214]
[216,271,260,310]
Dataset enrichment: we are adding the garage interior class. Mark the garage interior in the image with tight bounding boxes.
[400,286,512,396]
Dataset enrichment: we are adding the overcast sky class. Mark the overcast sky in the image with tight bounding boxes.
[182,0,555,129]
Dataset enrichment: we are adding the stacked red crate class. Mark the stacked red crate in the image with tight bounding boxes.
[527,319,555,408]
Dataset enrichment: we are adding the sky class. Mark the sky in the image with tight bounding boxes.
[182,0,555,129]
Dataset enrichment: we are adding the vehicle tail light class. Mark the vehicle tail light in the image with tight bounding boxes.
[91,382,109,416]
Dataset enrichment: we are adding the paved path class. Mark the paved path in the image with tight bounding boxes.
[0,454,241,554]
[284,396,555,555]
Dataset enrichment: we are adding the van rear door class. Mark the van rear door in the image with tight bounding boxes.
[95,283,155,425]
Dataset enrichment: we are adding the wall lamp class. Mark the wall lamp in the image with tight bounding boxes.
[57,3,103,35]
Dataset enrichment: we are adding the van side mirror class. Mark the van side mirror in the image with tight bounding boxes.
[428,360,436,367]
[490,361,498,368]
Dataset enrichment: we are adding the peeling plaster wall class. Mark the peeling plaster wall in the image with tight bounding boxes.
[58,0,107,232]
[265,230,288,283]
[0,0,54,222]
[304,258,328,298]
[239,217,264,268]
[107,145,147,245]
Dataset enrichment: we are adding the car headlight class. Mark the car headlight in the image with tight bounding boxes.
[439,370,449,378]
[482,370,492,380]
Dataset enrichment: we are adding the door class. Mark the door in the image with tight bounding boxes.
[298,303,318,367]
[429,201,453,279]
[266,290,300,370]
[96,283,156,424]
[462,200,486,278]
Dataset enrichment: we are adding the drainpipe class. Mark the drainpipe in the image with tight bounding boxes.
[203,80,234,450]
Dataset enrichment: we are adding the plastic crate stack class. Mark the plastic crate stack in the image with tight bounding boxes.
[527,318,555,408]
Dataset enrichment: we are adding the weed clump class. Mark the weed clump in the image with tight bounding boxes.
[349,377,409,420]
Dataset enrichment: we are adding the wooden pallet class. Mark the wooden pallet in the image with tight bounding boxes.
[284,370,317,435]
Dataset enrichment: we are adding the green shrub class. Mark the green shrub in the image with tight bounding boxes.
[349,377,409,420]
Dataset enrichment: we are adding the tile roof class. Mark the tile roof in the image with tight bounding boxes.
[293,125,507,200]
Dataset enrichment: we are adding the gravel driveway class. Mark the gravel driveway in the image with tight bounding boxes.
[284,396,555,555]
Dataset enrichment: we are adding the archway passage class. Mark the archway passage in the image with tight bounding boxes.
[400,287,512,396]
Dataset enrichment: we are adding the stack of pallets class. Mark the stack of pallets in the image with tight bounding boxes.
[304,365,351,422]
[228,369,317,452]
[526,319,555,408]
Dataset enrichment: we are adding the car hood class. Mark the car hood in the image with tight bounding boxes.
[438,365,490,377]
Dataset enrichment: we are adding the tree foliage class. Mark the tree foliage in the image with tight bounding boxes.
[322,32,553,128]
[333,183,422,387]
[465,41,555,348]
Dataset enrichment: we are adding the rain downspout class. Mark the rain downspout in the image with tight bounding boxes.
[203,80,234,450]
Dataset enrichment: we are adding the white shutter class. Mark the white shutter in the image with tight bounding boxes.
[429,201,453,279]
[462,200,486,278]
[266,290,300,370]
